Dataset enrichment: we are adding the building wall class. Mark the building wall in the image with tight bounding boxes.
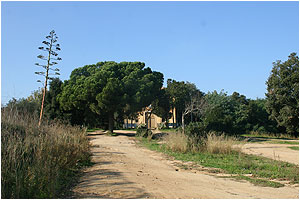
[124,107,177,129]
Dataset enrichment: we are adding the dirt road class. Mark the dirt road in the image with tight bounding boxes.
[72,131,298,199]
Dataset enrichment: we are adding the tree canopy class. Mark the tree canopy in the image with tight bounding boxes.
[58,61,163,132]
[266,52,299,136]
[166,79,204,127]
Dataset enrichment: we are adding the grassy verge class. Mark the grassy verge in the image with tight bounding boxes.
[1,109,92,198]
[288,146,299,151]
[137,138,298,188]
[266,140,299,145]
[159,128,178,133]
[86,128,102,132]
[236,175,284,188]
[121,128,137,131]
[242,132,298,140]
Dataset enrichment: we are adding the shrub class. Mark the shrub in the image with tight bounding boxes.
[1,109,91,198]
[157,122,167,130]
[164,122,241,154]
[184,122,207,146]
[205,132,241,154]
[136,123,152,138]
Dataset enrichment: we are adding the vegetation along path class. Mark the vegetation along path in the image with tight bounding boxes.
[71,130,298,199]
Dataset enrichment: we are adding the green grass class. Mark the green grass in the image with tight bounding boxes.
[236,175,284,188]
[266,140,299,145]
[137,138,299,187]
[159,128,178,133]
[288,146,299,151]
[86,128,102,132]
[242,133,298,140]
[121,128,137,131]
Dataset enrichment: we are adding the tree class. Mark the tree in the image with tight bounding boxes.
[44,78,65,121]
[266,53,299,136]
[35,30,61,126]
[59,61,164,132]
[151,88,171,127]
[230,92,250,134]
[246,98,279,133]
[202,90,235,134]
[166,79,204,127]
[58,64,103,127]
[182,93,206,132]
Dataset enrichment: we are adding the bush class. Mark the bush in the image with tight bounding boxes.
[1,109,91,198]
[136,124,152,138]
[205,132,241,154]
[164,130,241,154]
[157,122,167,130]
[173,122,242,154]
[184,122,208,147]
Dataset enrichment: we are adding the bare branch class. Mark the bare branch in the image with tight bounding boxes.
[182,94,207,131]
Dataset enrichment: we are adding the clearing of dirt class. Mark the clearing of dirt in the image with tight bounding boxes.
[241,141,299,165]
[71,130,299,199]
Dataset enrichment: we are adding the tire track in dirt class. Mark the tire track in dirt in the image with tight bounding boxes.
[71,131,299,199]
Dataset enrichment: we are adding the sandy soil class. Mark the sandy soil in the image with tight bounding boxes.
[71,130,299,199]
[241,141,299,165]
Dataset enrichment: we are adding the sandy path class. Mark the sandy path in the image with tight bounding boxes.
[71,131,298,199]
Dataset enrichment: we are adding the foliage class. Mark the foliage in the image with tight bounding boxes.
[246,98,279,133]
[44,78,66,121]
[166,79,204,127]
[58,64,104,127]
[1,108,91,198]
[201,91,237,134]
[184,122,207,139]
[195,91,279,135]
[136,123,152,138]
[266,52,299,137]
[58,61,164,131]
[151,88,171,125]
[5,92,41,119]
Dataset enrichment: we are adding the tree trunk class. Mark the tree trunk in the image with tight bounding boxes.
[172,106,175,128]
[108,112,114,133]
[182,112,185,133]
[149,113,152,129]
[165,117,169,129]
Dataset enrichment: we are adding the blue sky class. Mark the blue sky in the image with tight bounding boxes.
[1,1,299,105]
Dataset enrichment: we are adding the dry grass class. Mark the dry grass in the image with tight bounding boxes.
[205,132,241,154]
[164,132,189,153]
[1,108,91,198]
[164,131,241,154]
